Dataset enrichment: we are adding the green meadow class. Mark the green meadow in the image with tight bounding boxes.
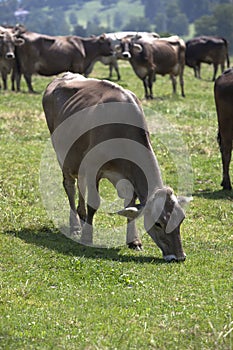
[0,61,232,349]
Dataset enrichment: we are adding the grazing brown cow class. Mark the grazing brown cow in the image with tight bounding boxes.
[185,36,230,81]
[0,26,24,90]
[115,35,185,99]
[42,72,189,262]
[13,30,113,92]
[214,68,233,190]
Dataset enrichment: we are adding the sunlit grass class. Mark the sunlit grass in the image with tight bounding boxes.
[0,62,232,349]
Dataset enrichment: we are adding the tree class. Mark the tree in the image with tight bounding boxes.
[213,4,233,49]
[165,2,189,35]
[122,16,152,32]
[194,4,233,52]
[73,24,87,37]
[194,15,217,36]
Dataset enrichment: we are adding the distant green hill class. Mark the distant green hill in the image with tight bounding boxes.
[66,0,144,31]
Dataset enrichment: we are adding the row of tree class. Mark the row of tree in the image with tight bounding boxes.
[1,0,233,51]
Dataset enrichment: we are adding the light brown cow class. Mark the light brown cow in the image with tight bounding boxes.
[0,26,24,90]
[115,35,185,99]
[42,72,189,262]
[214,68,233,190]
[14,29,113,92]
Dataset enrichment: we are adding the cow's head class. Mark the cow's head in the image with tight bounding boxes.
[96,33,113,56]
[115,38,143,60]
[0,30,24,59]
[118,187,191,262]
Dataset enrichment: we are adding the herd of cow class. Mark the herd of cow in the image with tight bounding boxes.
[1,25,232,261]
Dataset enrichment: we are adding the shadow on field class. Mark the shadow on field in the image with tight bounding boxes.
[4,227,164,264]
[193,189,233,200]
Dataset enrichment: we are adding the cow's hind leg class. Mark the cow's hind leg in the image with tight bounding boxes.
[212,63,218,81]
[179,67,185,97]
[63,174,81,236]
[170,74,177,95]
[81,180,100,245]
[77,176,87,224]
[218,132,232,190]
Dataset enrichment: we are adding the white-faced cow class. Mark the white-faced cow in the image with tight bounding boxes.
[185,36,230,81]
[42,72,189,262]
[13,29,113,92]
[115,35,185,99]
[0,26,24,90]
[83,32,160,81]
[214,68,233,190]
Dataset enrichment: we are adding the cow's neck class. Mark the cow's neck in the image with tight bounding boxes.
[130,151,163,205]
[82,38,102,66]
[104,150,163,206]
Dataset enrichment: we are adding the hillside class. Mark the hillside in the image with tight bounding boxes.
[66,0,144,29]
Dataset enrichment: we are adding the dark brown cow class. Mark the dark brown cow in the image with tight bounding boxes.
[14,30,113,92]
[214,68,233,190]
[185,36,230,81]
[0,26,24,90]
[115,35,185,99]
[42,72,189,262]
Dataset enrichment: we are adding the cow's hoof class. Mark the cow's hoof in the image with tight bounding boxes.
[128,240,143,251]
[80,224,93,245]
[221,180,232,190]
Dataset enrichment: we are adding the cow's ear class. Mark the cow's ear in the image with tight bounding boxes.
[115,44,121,52]
[117,206,143,219]
[132,43,143,54]
[99,33,106,42]
[14,38,25,46]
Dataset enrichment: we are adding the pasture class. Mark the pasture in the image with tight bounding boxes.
[0,61,232,349]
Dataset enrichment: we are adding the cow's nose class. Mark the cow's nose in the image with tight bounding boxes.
[5,52,15,59]
[122,52,131,59]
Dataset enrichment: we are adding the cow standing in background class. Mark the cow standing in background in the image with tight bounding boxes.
[42,72,189,262]
[84,32,160,81]
[214,68,233,190]
[13,28,113,92]
[115,35,185,99]
[185,36,230,81]
[0,26,24,90]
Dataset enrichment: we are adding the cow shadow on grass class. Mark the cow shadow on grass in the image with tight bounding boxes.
[4,227,165,264]
[193,189,233,200]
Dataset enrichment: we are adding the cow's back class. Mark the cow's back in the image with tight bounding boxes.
[43,72,150,175]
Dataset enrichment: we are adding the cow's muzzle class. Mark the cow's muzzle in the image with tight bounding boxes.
[164,253,186,263]
[122,52,131,59]
[5,52,15,59]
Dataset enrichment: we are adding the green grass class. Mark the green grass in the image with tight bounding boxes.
[0,62,233,350]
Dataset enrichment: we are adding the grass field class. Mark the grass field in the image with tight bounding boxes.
[0,61,232,350]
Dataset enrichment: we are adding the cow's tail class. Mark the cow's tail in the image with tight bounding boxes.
[222,38,230,68]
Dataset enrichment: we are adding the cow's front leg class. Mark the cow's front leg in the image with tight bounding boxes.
[125,197,142,250]
[63,174,81,237]
[220,139,232,190]
[127,219,142,251]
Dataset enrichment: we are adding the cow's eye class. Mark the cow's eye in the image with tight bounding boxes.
[155,222,162,228]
